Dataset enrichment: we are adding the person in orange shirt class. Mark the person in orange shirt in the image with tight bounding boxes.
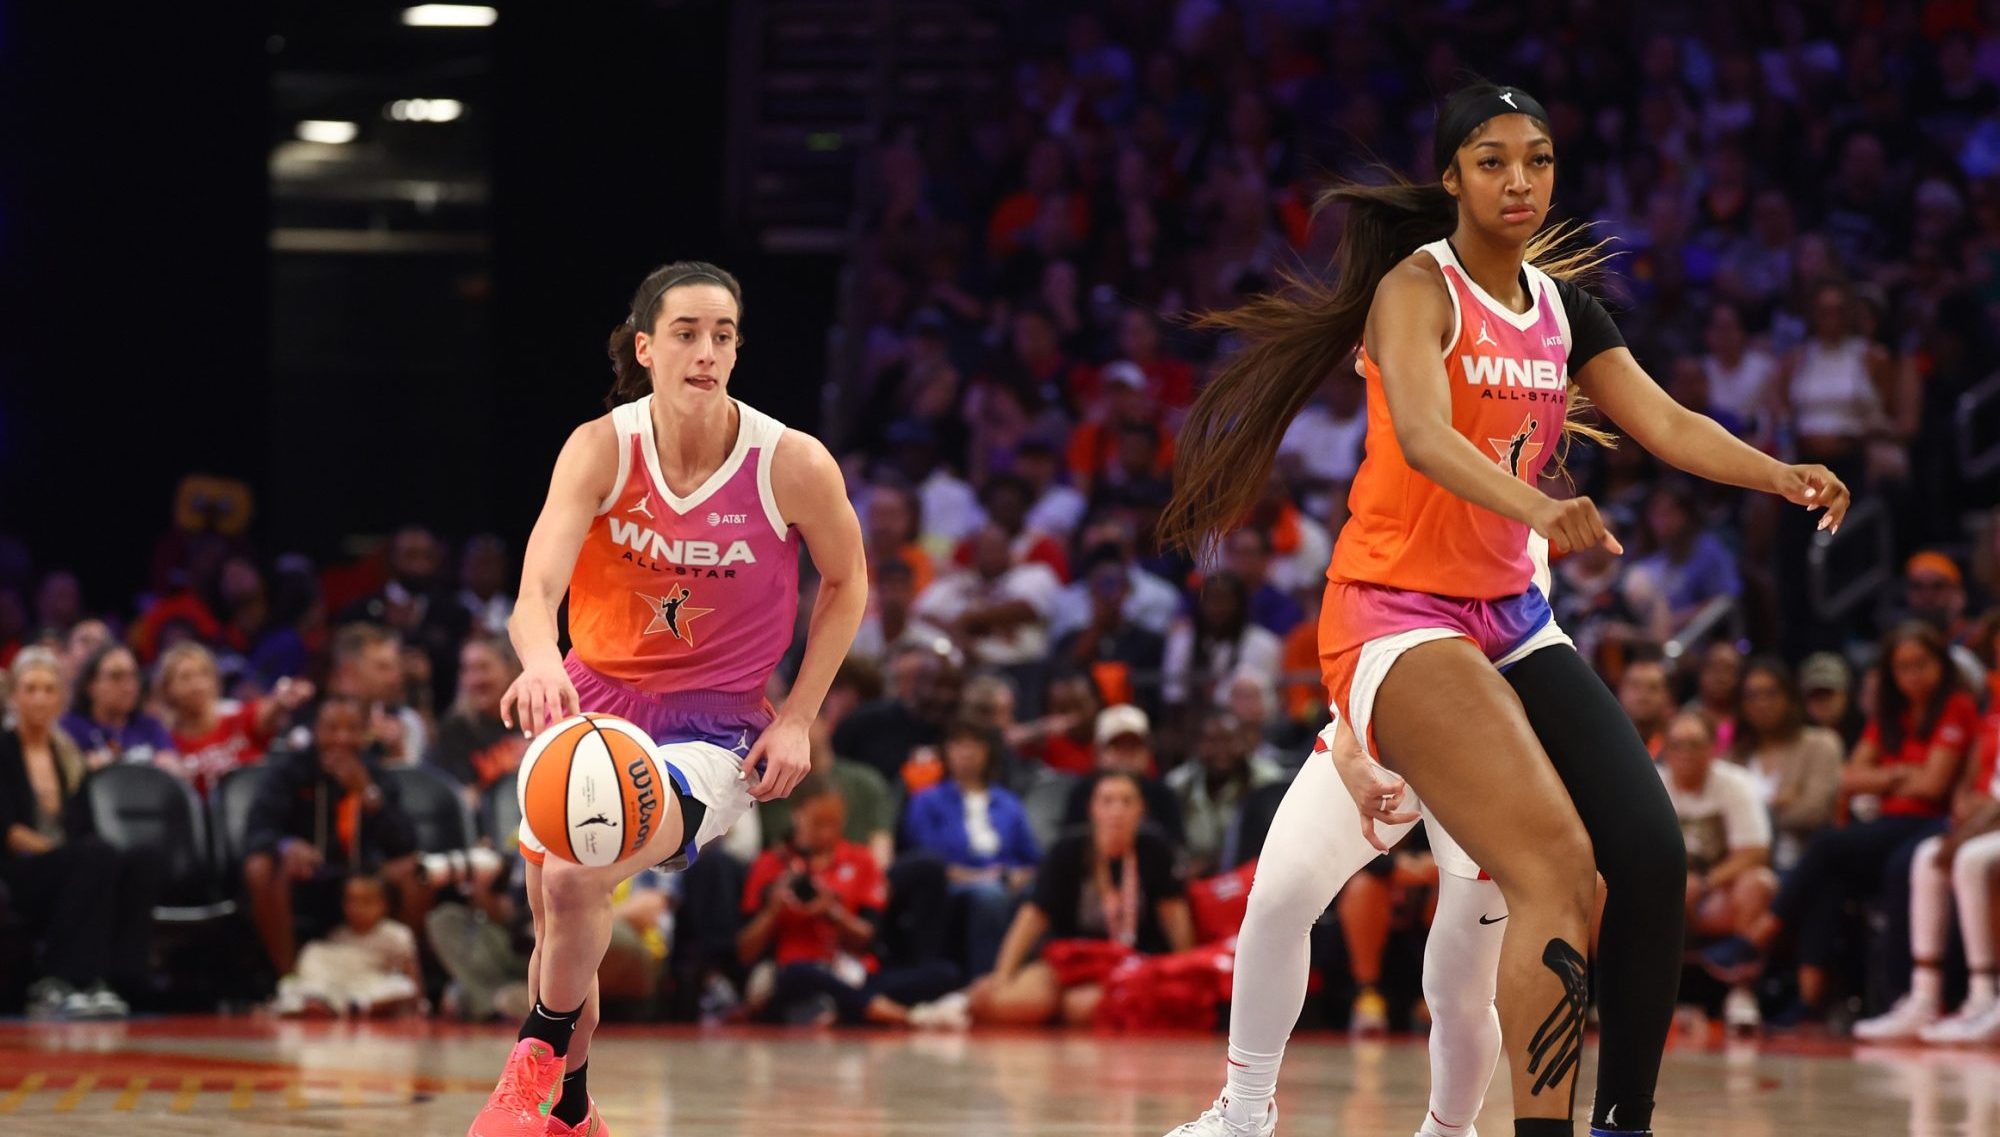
[1158,83,1850,1137]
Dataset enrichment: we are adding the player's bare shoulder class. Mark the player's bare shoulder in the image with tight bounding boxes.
[550,410,623,506]
[1366,252,1455,347]
[768,426,857,533]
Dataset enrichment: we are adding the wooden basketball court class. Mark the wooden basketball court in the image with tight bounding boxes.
[0,1017,1987,1135]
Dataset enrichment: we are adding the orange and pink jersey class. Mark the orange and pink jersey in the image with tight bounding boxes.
[1319,240,1579,738]
[1332,238,1573,602]
[566,395,799,701]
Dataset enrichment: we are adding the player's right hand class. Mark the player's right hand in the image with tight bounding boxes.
[501,661,581,737]
[1529,494,1623,555]
[1321,718,1422,852]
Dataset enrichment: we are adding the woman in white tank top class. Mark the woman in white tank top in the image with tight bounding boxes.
[1782,280,1892,462]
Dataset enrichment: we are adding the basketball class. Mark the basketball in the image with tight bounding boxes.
[517,712,668,868]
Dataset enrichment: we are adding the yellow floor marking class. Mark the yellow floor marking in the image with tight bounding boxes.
[53,1074,98,1112]
[113,1076,150,1111]
[285,1079,308,1109]
[230,1077,255,1110]
[171,1075,202,1112]
[0,1073,47,1113]
[341,1078,363,1107]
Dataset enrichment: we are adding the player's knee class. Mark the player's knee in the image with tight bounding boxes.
[541,861,613,918]
[1244,860,1340,935]
[1495,825,1595,919]
[1595,808,1685,898]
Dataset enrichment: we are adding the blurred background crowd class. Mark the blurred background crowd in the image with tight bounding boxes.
[3,0,1999,1042]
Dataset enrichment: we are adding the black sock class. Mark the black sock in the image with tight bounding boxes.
[1515,1120,1573,1137]
[518,1000,583,1058]
[550,1064,589,1126]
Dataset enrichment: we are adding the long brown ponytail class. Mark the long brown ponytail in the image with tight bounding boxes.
[604,260,744,408]
[1159,173,1617,557]
[1158,178,1453,555]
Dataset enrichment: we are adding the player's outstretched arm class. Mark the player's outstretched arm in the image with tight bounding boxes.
[743,428,867,801]
[1576,347,1850,532]
[503,417,618,736]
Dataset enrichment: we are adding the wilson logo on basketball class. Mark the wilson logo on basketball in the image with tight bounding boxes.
[627,756,658,855]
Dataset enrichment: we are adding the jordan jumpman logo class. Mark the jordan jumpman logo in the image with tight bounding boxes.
[628,493,655,519]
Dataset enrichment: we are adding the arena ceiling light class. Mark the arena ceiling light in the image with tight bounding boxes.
[388,98,464,122]
[401,5,498,27]
[295,120,358,144]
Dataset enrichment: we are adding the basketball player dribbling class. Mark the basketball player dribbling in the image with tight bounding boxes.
[1159,83,1851,1137]
[467,261,866,1137]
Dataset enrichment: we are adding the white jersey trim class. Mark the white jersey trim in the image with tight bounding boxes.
[1424,238,1549,333]
[596,404,638,516]
[749,413,790,541]
[630,394,757,516]
[1416,239,1465,353]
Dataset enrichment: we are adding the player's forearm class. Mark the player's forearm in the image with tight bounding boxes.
[507,588,566,671]
[1634,405,1788,493]
[775,573,867,728]
[1398,422,1550,528]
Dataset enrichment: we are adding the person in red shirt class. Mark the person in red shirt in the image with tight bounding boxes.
[1067,361,1175,496]
[157,642,314,795]
[1711,623,1978,1022]
[737,776,957,1025]
[1066,307,1197,419]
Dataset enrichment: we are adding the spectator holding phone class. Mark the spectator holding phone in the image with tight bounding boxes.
[737,776,958,1026]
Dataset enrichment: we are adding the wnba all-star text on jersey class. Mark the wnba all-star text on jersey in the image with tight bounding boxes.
[607,517,756,579]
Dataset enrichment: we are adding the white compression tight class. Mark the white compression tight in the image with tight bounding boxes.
[1221,750,1506,1132]
[1910,830,2000,999]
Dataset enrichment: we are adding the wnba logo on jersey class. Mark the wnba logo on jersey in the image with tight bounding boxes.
[608,517,757,578]
[1460,356,1565,390]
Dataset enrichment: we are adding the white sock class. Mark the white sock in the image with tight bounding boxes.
[1221,1044,1282,1122]
[1912,964,1943,1007]
[1422,873,1504,1134]
[1220,748,1418,1122]
[1419,1113,1473,1137]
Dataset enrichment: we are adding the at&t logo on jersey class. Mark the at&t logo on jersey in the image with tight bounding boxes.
[608,517,756,578]
[705,511,748,526]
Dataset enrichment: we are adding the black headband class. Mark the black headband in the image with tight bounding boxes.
[1432,87,1551,172]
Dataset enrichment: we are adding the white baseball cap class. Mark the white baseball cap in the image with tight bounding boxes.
[1094,704,1151,745]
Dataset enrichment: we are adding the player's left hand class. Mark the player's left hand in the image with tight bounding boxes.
[1321,718,1421,852]
[742,717,812,802]
[1773,463,1851,533]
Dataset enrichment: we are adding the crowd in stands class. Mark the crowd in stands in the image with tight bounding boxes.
[4,0,2000,1040]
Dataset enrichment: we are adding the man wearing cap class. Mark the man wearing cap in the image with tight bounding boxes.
[1067,359,1174,496]
[1798,652,1864,748]
[1061,704,1185,844]
[1903,551,1988,694]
